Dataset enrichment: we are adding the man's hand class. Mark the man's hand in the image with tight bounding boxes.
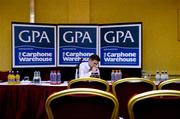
[91,66,98,72]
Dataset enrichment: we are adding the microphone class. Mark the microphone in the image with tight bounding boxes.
[79,58,83,64]
[75,58,83,78]
[76,58,83,69]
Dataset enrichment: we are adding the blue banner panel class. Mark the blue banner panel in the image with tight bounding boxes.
[12,23,56,68]
[99,24,142,68]
[57,25,98,67]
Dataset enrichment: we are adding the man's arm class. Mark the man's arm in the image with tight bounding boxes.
[79,63,92,78]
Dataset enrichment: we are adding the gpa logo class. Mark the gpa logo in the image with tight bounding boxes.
[18,30,51,43]
[13,24,56,47]
[104,30,134,43]
[100,25,140,47]
[63,31,92,43]
[59,26,98,46]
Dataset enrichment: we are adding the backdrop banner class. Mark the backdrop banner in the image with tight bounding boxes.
[12,22,142,69]
[57,25,98,67]
[12,23,56,68]
[99,23,142,68]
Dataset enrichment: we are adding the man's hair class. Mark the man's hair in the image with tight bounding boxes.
[89,54,100,61]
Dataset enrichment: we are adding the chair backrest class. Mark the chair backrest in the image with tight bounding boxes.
[128,90,180,119]
[45,88,119,119]
[158,78,180,90]
[0,70,9,82]
[112,77,156,119]
[67,77,110,91]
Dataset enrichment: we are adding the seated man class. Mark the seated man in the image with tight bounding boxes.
[79,54,100,78]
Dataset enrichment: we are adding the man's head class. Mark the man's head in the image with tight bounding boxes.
[88,54,100,68]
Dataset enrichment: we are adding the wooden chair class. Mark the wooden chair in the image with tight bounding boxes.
[112,77,156,119]
[45,88,119,119]
[68,77,110,91]
[128,90,180,119]
[158,78,180,90]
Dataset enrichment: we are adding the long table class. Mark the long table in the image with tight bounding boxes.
[0,80,159,119]
[0,81,68,119]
